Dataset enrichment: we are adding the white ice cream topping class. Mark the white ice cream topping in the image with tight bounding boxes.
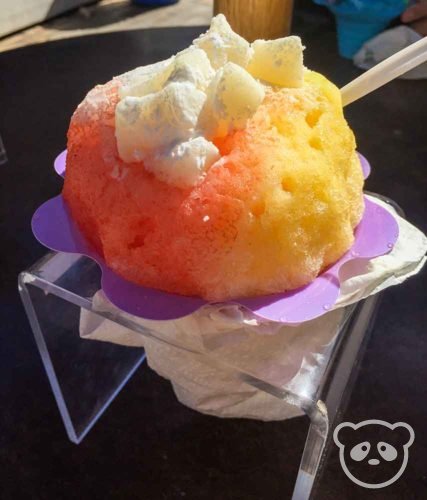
[115,14,304,187]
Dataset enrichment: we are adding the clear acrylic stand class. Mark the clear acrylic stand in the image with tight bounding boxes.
[17,251,378,498]
[18,252,146,444]
[19,194,400,499]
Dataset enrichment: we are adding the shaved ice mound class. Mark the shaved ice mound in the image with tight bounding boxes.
[63,16,364,301]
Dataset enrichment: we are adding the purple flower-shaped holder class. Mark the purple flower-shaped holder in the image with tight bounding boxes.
[33,151,398,323]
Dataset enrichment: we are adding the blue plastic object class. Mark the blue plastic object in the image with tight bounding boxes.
[314,0,408,58]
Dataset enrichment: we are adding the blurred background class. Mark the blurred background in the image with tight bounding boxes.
[0,0,213,53]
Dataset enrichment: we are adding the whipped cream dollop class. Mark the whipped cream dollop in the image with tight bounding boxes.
[115,14,304,187]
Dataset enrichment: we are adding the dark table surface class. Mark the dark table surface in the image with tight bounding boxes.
[1,4,426,500]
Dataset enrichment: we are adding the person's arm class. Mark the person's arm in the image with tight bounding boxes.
[401,0,427,36]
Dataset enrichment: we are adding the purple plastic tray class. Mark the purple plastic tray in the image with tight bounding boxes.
[32,151,398,323]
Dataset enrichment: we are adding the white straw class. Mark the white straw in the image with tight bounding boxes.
[341,36,427,106]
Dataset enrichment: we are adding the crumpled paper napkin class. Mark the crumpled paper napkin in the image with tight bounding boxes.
[353,25,427,80]
[79,196,426,420]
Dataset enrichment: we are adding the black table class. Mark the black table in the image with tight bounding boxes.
[1,6,426,500]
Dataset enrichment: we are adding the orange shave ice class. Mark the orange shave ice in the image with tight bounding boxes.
[63,15,364,301]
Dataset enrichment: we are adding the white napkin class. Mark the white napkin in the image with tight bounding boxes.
[79,196,426,420]
[353,26,427,80]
